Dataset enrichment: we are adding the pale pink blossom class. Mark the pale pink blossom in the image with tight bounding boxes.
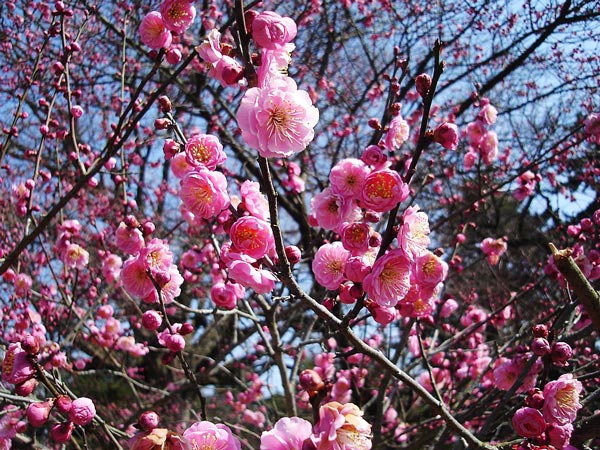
[257,45,294,87]
[139,12,172,50]
[63,243,89,269]
[139,238,173,275]
[116,222,145,255]
[183,421,241,450]
[197,29,222,64]
[171,152,195,179]
[311,187,353,232]
[180,168,230,219]
[398,205,430,260]
[310,402,372,450]
[185,134,226,170]
[160,0,196,33]
[240,180,269,221]
[511,407,546,438]
[102,253,123,284]
[312,242,350,290]
[361,169,408,213]
[252,11,297,50]
[466,121,486,146]
[543,374,582,425]
[230,216,274,260]
[14,273,32,297]
[363,249,411,307]
[433,122,459,150]
[480,130,498,164]
[330,158,370,199]
[237,76,319,158]
[385,115,410,150]
[463,149,478,170]
[228,260,277,294]
[478,104,498,125]
[260,417,312,450]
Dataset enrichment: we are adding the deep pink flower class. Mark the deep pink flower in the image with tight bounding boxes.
[139,12,172,50]
[542,374,582,425]
[310,402,372,450]
[230,216,274,260]
[116,222,145,255]
[142,264,183,304]
[69,397,95,426]
[414,252,448,288]
[210,282,244,310]
[361,145,388,169]
[142,310,163,331]
[185,134,226,170]
[512,407,546,438]
[228,260,277,294]
[121,257,155,298]
[384,115,410,150]
[50,422,74,444]
[212,55,244,86]
[363,249,411,307]
[433,122,459,150]
[312,242,350,290]
[179,168,230,219]
[311,187,353,232]
[329,158,370,199]
[397,284,437,318]
[361,169,408,213]
[341,222,372,254]
[159,0,196,33]
[547,422,573,449]
[183,421,241,450]
[237,76,319,158]
[260,417,312,450]
[2,342,35,385]
[252,11,297,49]
[128,428,191,450]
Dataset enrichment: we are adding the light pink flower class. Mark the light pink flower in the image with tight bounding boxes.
[116,222,145,254]
[466,121,486,146]
[385,115,410,150]
[180,168,230,219]
[310,402,372,450]
[228,260,277,294]
[142,264,183,304]
[26,401,53,427]
[252,11,297,50]
[237,76,319,158]
[14,272,32,297]
[63,243,89,269]
[171,152,195,179]
[478,104,498,125]
[197,29,222,64]
[260,417,312,450]
[511,407,546,438]
[480,130,498,165]
[121,257,155,298]
[128,428,191,450]
[363,249,411,307]
[433,122,459,150]
[361,169,408,213]
[481,237,507,265]
[160,0,196,33]
[240,180,269,221]
[69,397,95,426]
[230,216,274,260]
[183,421,241,450]
[102,253,123,284]
[311,187,353,232]
[257,45,294,87]
[139,12,172,50]
[330,158,370,199]
[185,134,226,170]
[397,284,437,318]
[542,374,582,425]
[312,242,350,290]
[139,238,173,274]
[398,205,430,260]
[2,342,35,385]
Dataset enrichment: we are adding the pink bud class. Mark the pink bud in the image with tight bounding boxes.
[27,401,53,427]
[284,245,302,265]
[165,334,185,352]
[21,335,40,355]
[154,118,171,130]
[163,139,180,160]
[55,395,72,414]
[433,122,459,150]
[532,324,548,338]
[158,95,172,113]
[166,48,182,65]
[551,342,572,366]
[368,118,381,130]
[50,421,74,443]
[15,378,38,396]
[138,411,160,431]
[142,310,162,331]
[531,337,551,356]
[415,73,432,98]
[97,305,113,319]
[70,105,84,118]
[68,397,95,426]
[299,369,325,396]
[179,323,194,336]
[525,388,544,409]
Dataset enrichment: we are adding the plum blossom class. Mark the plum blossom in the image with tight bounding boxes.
[542,374,582,425]
[237,76,319,158]
[69,397,95,426]
[363,249,411,307]
[230,216,274,260]
[160,0,196,33]
[329,158,370,199]
[257,45,295,87]
[361,169,408,213]
[180,168,230,219]
[183,421,241,450]
[311,187,353,232]
[260,417,312,450]
[228,260,277,294]
[251,11,297,50]
[310,402,372,450]
[341,222,372,254]
[121,257,155,299]
[583,112,600,142]
[398,205,430,260]
[511,407,546,438]
[185,134,226,170]
[197,29,222,64]
[481,237,507,265]
[139,12,172,50]
[312,242,350,290]
[240,180,269,221]
[128,428,190,450]
[2,342,36,385]
[384,115,409,150]
[211,282,244,309]
[433,122,459,150]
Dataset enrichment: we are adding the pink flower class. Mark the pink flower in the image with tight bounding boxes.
[240,180,270,221]
[481,237,507,265]
[185,134,226,170]
[26,401,53,427]
[363,249,411,307]
[257,45,294,87]
[179,168,230,219]
[142,310,163,331]
[480,130,498,165]
[252,11,297,49]
[310,402,372,450]
[398,205,430,260]
[512,407,546,438]
[69,397,95,426]
[397,284,436,318]
[102,253,123,284]
[584,112,600,141]
[547,422,574,449]
[341,222,371,254]
[210,282,244,309]
[139,12,172,50]
[329,158,370,199]
[197,29,222,64]
[312,242,350,290]
[466,121,486,146]
[361,169,408,213]
[433,122,459,150]
[385,115,410,150]
[116,222,145,255]
[2,342,36,385]
[50,422,74,444]
[14,272,32,297]
[159,0,196,33]
[183,421,241,450]
[228,260,277,294]
[142,264,183,304]
[63,243,89,269]
[121,257,155,298]
[128,428,191,450]
[414,252,448,288]
[237,76,319,158]
[542,374,582,425]
[260,417,312,450]
[478,104,498,125]
[211,55,244,86]
[230,216,274,260]
[311,187,353,232]
[361,145,388,169]
[171,152,195,179]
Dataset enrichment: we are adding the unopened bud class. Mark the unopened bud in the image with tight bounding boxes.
[158,95,172,113]
[415,73,432,98]
[299,369,325,397]
[138,411,160,431]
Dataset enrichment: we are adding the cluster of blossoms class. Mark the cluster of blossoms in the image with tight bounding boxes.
[583,112,600,143]
[464,98,499,168]
[2,341,96,445]
[514,170,542,201]
[512,374,582,449]
[139,0,196,63]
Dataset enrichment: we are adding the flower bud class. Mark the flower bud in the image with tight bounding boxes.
[299,369,325,397]
[158,95,172,113]
[50,421,74,443]
[532,324,548,338]
[138,411,160,431]
[531,337,551,357]
[415,73,432,98]
[21,335,40,355]
[284,245,302,265]
[179,322,194,336]
[154,118,171,130]
[525,388,544,409]
[142,310,163,331]
[27,401,53,427]
[15,378,38,396]
[69,397,95,426]
[551,342,572,366]
[367,118,381,130]
[55,395,72,414]
[433,122,459,150]
[165,334,186,353]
